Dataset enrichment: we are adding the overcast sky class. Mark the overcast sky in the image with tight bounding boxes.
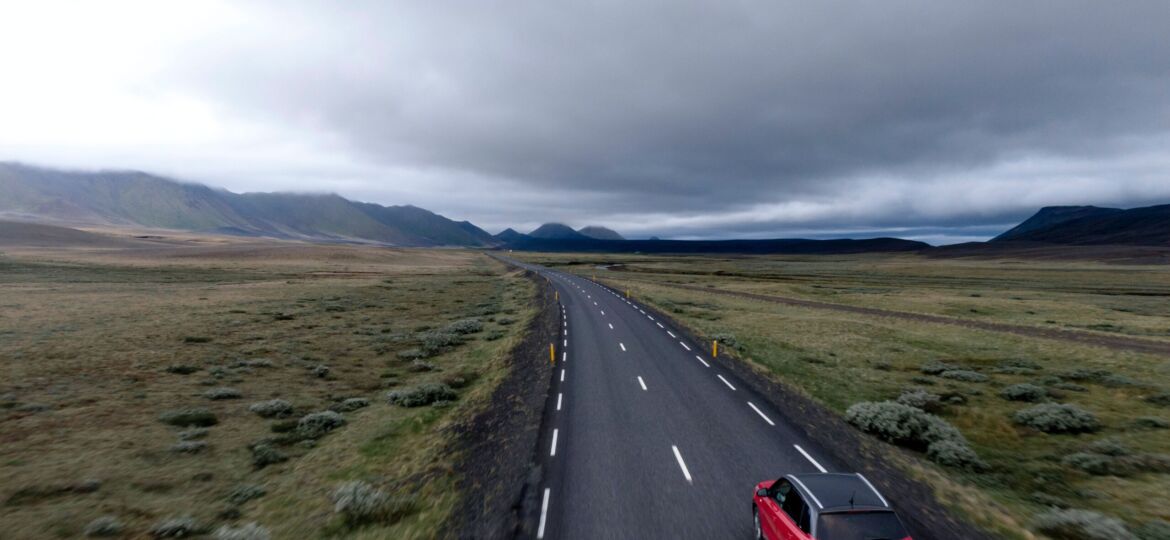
[2,1,1169,243]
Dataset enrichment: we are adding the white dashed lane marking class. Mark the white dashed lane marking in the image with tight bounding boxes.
[717,375,736,391]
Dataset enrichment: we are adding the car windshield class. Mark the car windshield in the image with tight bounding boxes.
[816,511,908,540]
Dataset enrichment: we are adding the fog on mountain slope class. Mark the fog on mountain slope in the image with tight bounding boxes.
[0,162,496,247]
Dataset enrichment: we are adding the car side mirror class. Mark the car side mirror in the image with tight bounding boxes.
[756,488,769,497]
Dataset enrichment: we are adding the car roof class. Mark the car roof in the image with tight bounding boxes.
[785,473,890,512]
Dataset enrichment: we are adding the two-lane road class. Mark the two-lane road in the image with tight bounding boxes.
[511,260,859,539]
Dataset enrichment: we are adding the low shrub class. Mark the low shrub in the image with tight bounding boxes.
[1000,383,1047,402]
[331,481,417,527]
[84,516,124,537]
[445,318,484,334]
[1014,403,1100,434]
[178,427,210,440]
[1031,509,1135,540]
[1135,520,1170,540]
[940,370,989,383]
[204,387,242,400]
[925,439,987,470]
[396,349,425,360]
[183,336,212,344]
[920,360,956,375]
[1062,453,1116,476]
[409,360,437,372]
[250,444,287,469]
[386,384,458,408]
[895,389,944,413]
[420,331,462,355]
[1084,438,1129,456]
[297,411,346,439]
[1058,369,1110,382]
[249,399,293,418]
[1100,374,1144,388]
[495,316,517,326]
[214,523,271,540]
[171,441,208,454]
[150,516,203,538]
[333,398,370,412]
[484,330,505,341]
[228,484,267,505]
[165,365,200,375]
[844,401,983,469]
[159,408,218,427]
[1134,417,1169,430]
[1146,392,1170,407]
[1052,382,1088,393]
[312,365,331,378]
[712,333,739,348]
[1001,359,1041,371]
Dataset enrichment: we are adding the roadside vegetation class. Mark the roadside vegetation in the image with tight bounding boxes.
[0,242,535,538]
[518,252,1170,539]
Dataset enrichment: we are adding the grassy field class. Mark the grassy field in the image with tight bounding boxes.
[515,252,1170,539]
[0,239,534,539]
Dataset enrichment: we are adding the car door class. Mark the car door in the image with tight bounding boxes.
[777,482,810,539]
[761,480,807,539]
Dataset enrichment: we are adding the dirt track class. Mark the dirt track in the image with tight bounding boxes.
[644,281,1170,357]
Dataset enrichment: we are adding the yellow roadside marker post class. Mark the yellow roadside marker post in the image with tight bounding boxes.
[555,291,559,301]
[626,289,630,298]
[550,344,555,365]
[713,340,718,357]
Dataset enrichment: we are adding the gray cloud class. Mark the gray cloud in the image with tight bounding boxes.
[7,1,1170,242]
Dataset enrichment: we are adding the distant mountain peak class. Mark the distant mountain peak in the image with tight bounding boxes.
[528,223,589,240]
[577,225,625,240]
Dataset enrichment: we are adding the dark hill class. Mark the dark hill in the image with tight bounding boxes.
[0,162,493,247]
[993,204,1170,246]
[528,223,589,240]
[498,236,928,255]
[494,228,529,243]
[577,226,625,240]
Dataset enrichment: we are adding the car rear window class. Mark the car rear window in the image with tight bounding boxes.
[816,511,908,540]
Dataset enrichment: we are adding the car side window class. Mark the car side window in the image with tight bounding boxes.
[798,505,811,533]
[772,480,792,505]
[780,487,806,526]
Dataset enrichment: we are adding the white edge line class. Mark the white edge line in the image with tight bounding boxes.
[537,488,550,538]
[695,355,710,367]
[794,444,828,473]
[790,476,823,509]
[716,374,736,390]
[550,429,559,456]
[856,473,889,507]
[637,376,647,391]
[671,445,693,484]
[748,401,776,426]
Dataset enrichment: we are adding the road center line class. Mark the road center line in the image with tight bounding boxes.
[537,488,550,539]
[695,355,710,367]
[794,445,828,473]
[557,393,562,411]
[560,369,565,382]
[600,310,605,315]
[563,339,567,347]
[680,342,691,351]
[637,376,647,390]
[716,374,736,390]
[667,331,676,338]
[608,323,614,329]
[747,401,776,426]
[672,445,693,484]
[550,428,559,456]
[619,342,626,351]
[562,352,566,362]
[656,322,664,328]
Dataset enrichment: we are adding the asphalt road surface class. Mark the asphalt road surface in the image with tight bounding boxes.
[509,260,869,539]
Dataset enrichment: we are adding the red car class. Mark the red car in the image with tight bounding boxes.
[752,473,911,540]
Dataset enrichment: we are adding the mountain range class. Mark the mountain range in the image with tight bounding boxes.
[4,162,1167,253]
[0,162,496,247]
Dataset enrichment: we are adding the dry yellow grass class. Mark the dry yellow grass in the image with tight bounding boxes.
[516,251,1170,537]
[0,235,533,538]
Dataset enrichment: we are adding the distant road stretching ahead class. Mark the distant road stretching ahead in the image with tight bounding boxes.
[507,259,867,539]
